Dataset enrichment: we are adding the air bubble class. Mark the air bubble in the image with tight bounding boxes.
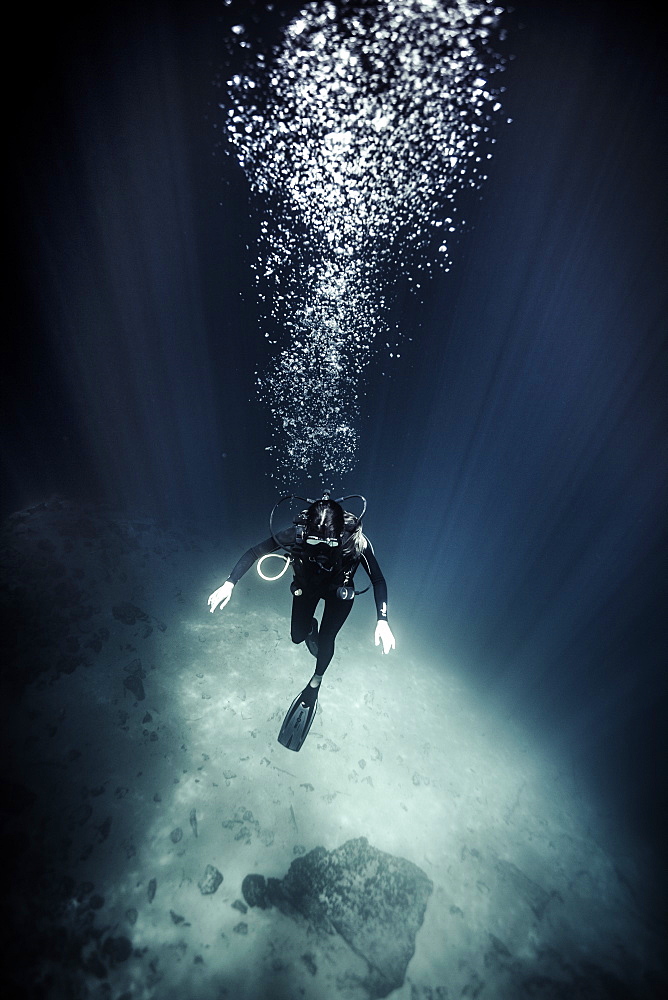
[222,0,507,481]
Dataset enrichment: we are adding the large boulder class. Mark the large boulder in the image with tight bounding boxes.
[242,836,432,998]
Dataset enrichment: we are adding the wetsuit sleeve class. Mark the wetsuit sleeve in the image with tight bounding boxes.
[227,527,294,584]
[360,538,389,622]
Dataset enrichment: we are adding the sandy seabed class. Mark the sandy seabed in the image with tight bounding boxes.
[1,499,664,1000]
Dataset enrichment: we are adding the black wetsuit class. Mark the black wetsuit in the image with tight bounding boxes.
[226,527,388,676]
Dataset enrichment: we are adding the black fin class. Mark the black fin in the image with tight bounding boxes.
[278,687,318,751]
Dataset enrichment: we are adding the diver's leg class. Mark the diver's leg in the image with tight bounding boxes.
[314,596,354,677]
[291,590,319,645]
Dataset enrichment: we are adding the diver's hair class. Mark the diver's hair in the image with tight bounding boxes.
[305,499,345,539]
[304,500,365,560]
[342,510,365,561]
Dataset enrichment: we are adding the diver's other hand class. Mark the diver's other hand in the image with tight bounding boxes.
[375,620,395,654]
[208,581,234,612]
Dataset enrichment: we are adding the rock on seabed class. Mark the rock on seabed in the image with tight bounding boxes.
[242,837,432,998]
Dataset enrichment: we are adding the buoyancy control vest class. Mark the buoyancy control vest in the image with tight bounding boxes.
[269,493,369,600]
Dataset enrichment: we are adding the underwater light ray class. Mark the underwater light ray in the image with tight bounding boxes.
[221,0,508,481]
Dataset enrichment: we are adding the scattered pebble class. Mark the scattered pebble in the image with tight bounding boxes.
[198,865,224,895]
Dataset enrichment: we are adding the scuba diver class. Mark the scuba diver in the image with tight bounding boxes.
[207,493,395,750]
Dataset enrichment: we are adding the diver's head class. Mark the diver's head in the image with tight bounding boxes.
[304,498,345,546]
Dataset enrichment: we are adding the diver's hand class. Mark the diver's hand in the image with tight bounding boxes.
[208,581,234,612]
[375,620,395,654]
